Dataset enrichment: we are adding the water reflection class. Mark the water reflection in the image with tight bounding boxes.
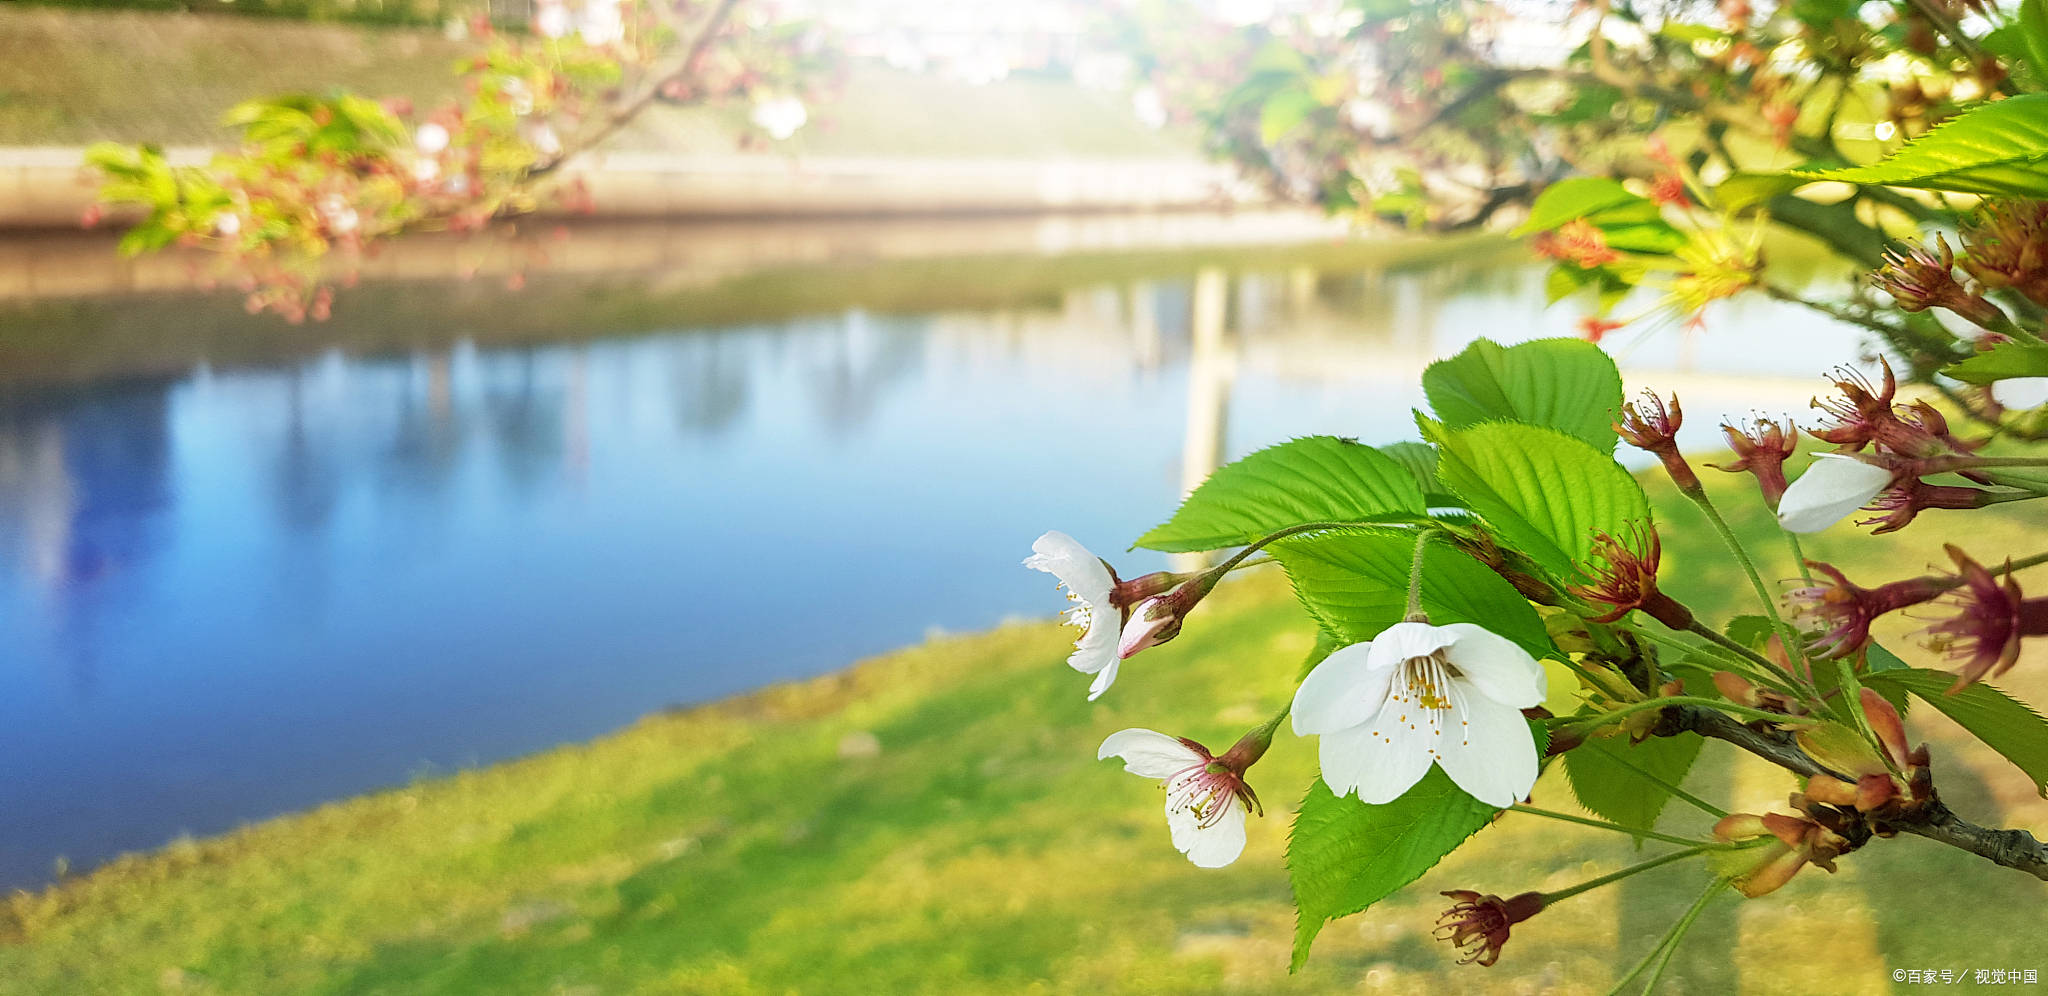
[0,249,1865,889]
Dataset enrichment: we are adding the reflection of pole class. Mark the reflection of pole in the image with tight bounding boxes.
[1287,266,1316,315]
[565,348,588,478]
[1129,281,1162,368]
[1174,267,1233,572]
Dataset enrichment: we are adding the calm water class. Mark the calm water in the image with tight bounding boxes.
[0,230,1864,889]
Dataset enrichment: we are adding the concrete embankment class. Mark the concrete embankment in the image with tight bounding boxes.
[0,147,1268,229]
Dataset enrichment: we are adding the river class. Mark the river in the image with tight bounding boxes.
[0,216,1863,889]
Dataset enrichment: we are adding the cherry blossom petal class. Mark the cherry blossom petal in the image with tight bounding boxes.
[1431,691,1538,808]
[1291,641,1395,735]
[1098,728,1203,777]
[1023,531,1114,605]
[1086,656,1120,701]
[1363,620,1457,672]
[1317,712,1437,805]
[1777,454,1892,533]
[1166,797,1248,868]
[1439,623,1547,708]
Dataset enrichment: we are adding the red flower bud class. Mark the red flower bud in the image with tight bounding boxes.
[1706,416,1797,508]
[1615,392,1699,492]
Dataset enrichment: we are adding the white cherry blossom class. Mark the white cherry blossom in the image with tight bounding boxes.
[1098,728,1259,868]
[1292,621,1546,808]
[1024,531,1121,700]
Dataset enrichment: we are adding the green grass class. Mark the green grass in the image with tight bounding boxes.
[2,459,2043,994]
[0,6,1195,156]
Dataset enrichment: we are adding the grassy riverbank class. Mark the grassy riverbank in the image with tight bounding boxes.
[3,470,2043,994]
[0,6,1191,156]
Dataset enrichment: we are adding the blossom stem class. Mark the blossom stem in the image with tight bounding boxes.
[1404,529,1432,622]
[1558,696,1813,737]
[1675,621,1805,695]
[1508,806,1723,848]
[1587,749,1729,818]
[1213,520,1409,575]
[1786,533,1813,585]
[1610,878,1727,996]
[1544,845,1720,907]
[1682,489,1813,690]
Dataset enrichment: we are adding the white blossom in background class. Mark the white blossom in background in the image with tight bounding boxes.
[579,0,625,47]
[1293,621,1546,808]
[414,122,451,155]
[1097,728,1259,868]
[751,96,809,141]
[1776,453,1895,533]
[1993,377,2048,411]
[318,194,360,235]
[533,0,571,39]
[1131,86,1167,130]
[1023,531,1121,700]
[521,120,563,159]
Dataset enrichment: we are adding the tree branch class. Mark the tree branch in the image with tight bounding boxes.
[528,0,742,179]
[1664,705,2048,882]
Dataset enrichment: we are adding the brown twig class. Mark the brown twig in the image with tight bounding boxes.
[1665,705,2048,882]
[528,0,742,179]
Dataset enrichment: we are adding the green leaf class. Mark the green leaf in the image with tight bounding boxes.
[1790,95,2048,198]
[2025,0,2048,86]
[1272,530,1552,657]
[1422,421,1652,580]
[1865,668,2048,795]
[1942,340,2048,384]
[1796,719,1887,777]
[1261,89,1320,144]
[1596,219,1689,254]
[1136,436,1426,553]
[1562,733,1705,835]
[1724,614,1774,651]
[1289,770,1498,970]
[1422,337,1624,452]
[1377,442,1440,497]
[1714,171,1812,213]
[1511,177,1644,237]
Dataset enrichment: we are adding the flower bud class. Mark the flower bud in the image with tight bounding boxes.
[1615,391,1700,492]
[1567,527,1693,629]
[1705,416,1797,509]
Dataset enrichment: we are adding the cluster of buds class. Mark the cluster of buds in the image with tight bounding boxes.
[1778,360,2003,534]
[1800,690,1934,825]
[1872,235,2010,330]
[1711,806,1857,898]
[1568,526,1694,629]
[1961,200,2048,308]
[1806,359,1968,458]
[1615,391,1700,493]
[1533,218,1623,269]
[1710,634,1810,719]
[1706,415,1797,509]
